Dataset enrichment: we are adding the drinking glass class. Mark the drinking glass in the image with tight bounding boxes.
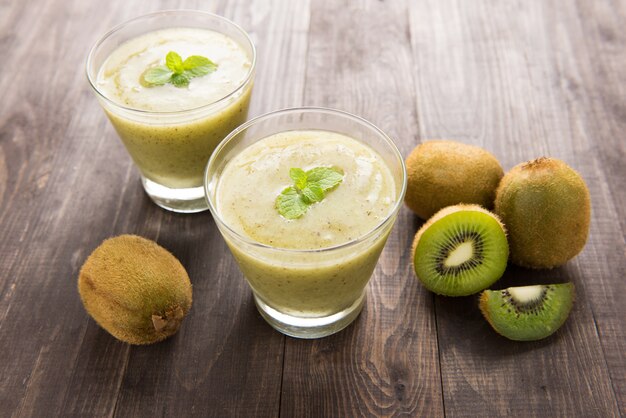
[87,10,256,212]
[205,108,407,338]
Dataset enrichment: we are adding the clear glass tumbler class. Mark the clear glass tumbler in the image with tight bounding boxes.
[205,108,407,338]
[86,10,256,213]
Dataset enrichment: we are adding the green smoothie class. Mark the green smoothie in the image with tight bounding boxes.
[96,28,253,188]
[215,130,397,316]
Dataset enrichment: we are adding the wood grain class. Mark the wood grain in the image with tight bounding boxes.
[409,0,624,416]
[0,1,285,417]
[0,0,624,417]
[558,1,626,413]
[0,0,131,415]
[279,1,443,417]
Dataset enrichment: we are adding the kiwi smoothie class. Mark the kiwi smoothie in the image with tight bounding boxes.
[214,130,397,319]
[92,24,254,207]
[97,28,251,188]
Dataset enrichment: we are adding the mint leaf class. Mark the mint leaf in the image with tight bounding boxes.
[183,55,218,77]
[166,51,184,73]
[276,166,344,219]
[307,167,344,191]
[275,187,308,219]
[289,168,307,190]
[184,65,216,78]
[170,72,190,87]
[142,51,218,89]
[141,66,173,86]
[301,184,324,204]
[183,55,211,69]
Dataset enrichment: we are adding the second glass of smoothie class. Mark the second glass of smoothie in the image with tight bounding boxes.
[205,108,407,338]
[87,11,256,213]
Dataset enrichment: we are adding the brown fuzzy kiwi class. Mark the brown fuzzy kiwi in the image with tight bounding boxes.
[405,140,504,219]
[78,235,192,345]
[494,157,591,268]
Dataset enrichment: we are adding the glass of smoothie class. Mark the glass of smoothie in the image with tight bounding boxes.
[205,108,407,338]
[86,10,256,213]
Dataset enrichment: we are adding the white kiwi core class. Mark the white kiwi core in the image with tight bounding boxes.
[444,242,474,267]
[508,285,544,303]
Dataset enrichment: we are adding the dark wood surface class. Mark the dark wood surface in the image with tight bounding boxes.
[1,0,624,417]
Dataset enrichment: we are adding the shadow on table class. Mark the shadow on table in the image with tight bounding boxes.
[433,263,575,358]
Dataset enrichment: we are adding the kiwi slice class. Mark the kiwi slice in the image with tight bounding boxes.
[78,235,193,345]
[479,283,574,341]
[411,204,509,296]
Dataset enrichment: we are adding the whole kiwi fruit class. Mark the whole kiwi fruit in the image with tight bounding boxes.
[78,235,192,345]
[479,283,575,341]
[405,140,504,219]
[494,157,591,269]
[411,204,509,296]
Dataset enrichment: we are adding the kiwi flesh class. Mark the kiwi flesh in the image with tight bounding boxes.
[78,235,192,345]
[411,204,509,296]
[405,140,504,219]
[495,157,591,269]
[479,283,574,341]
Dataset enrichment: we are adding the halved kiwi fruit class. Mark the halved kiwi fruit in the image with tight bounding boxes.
[479,283,574,341]
[411,204,509,296]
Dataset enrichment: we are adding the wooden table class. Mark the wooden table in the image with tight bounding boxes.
[1,0,624,417]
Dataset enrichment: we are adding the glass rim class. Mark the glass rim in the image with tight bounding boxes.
[85,9,257,116]
[204,107,408,254]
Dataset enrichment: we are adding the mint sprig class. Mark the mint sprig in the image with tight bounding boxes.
[141,51,217,88]
[276,167,344,219]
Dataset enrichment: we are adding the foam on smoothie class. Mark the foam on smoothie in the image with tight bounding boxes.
[216,130,397,250]
[97,27,251,112]
[93,27,253,189]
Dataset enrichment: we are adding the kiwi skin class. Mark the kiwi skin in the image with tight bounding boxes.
[411,204,509,296]
[494,157,591,269]
[78,235,192,345]
[405,140,504,219]
[479,283,575,341]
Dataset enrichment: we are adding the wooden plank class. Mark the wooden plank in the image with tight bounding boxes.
[1,0,623,417]
[0,1,292,417]
[555,1,626,413]
[409,0,623,416]
[566,0,626,229]
[226,0,311,116]
[279,1,443,417]
[0,0,138,415]
[103,1,313,417]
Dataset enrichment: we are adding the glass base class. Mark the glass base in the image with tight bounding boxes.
[141,176,208,213]
[253,291,366,339]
